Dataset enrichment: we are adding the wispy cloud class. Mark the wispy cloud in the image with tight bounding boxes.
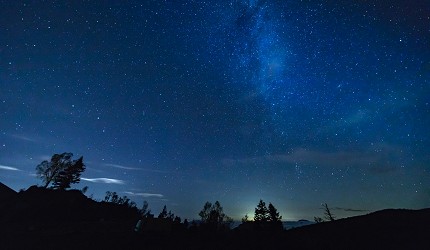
[0,165,21,171]
[104,163,142,171]
[81,178,124,184]
[124,191,164,198]
[9,134,37,143]
[333,207,369,213]
[268,147,377,167]
[222,143,406,173]
[141,168,173,174]
[104,163,172,173]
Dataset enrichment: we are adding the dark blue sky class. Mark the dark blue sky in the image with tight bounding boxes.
[1,0,429,220]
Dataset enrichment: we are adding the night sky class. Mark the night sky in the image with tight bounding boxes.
[1,1,429,221]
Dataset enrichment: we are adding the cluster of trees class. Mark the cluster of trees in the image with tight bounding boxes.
[240,199,284,231]
[132,199,285,233]
[253,199,282,222]
[158,205,183,224]
[133,201,189,233]
[136,201,186,225]
[194,199,284,231]
[198,201,232,231]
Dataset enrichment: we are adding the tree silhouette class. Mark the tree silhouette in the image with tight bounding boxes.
[314,216,324,223]
[157,204,178,227]
[323,203,335,221]
[174,216,181,224]
[198,201,232,230]
[167,210,175,220]
[242,214,249,223]
[199,202,212,222]
[253,200,284,231]
[158,205,168,218]
[254,199,269,222]
[35,152,85,190]
[268,203,282,222]
[36,153,72,188]
[140,200,153,218]
[52,156,85,190]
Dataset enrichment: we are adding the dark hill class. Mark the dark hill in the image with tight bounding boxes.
[0,182,17,201]
[0,185,139,224]
[0,183,429,249]
[0,182,17,216]
[0,185,140,249]
[228,208,430,249]
[275,208,430,249]
[0,185,143,249]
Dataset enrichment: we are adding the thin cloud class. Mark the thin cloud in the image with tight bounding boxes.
[0,165,21,171]
[104,163,172,173]
[124,191,163,198]
[141,168,173,174]
[333,207,369,213]
[268,148,378,167]
[81,178,124,184]
[10,134,37,143]
[104,163,141,170]
[222,143,406,173]
[269,144,406,173]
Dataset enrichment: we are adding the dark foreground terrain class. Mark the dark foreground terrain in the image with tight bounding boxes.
[1,183,429,249]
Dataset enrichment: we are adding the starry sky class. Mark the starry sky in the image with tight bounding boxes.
[1,1,429,221]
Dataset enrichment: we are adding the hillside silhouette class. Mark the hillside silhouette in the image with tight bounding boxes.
[1,182,429,249]
[0,182,17,201]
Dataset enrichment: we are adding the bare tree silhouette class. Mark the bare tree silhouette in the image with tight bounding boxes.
[323,203,335,221]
